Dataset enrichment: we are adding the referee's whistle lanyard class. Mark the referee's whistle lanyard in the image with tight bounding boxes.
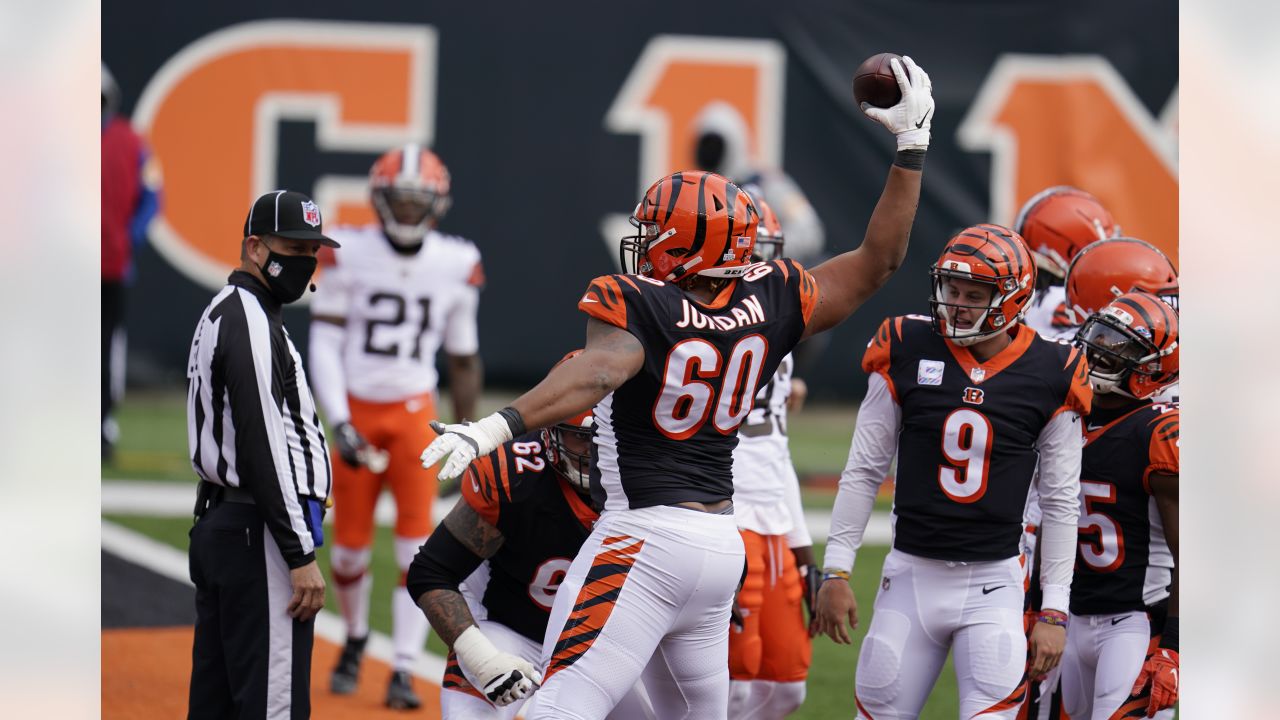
[259,249,317,304]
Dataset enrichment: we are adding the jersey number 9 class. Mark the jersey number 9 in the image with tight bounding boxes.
[938,408,994,503]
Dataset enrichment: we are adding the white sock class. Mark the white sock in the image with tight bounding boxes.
[393,535,432,671]
[330,544,373,640]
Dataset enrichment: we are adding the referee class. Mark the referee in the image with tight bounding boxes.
[186,190,337,719]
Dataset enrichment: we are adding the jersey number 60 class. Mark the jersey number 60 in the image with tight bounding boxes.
[654,335,769,439]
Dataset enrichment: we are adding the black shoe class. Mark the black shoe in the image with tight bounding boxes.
[385,670,422,710]
[330,635,367,695]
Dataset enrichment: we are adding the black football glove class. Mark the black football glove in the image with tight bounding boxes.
[333,421,368,468]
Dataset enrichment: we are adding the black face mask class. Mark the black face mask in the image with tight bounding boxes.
[259,249,317,304]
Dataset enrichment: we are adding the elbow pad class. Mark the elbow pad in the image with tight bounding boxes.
[405,526,487,604]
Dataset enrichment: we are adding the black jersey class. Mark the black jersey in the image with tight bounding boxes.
[578,260,817,511]
[1070,403,1179,616]
[460,433,599,642]
[864,315,1091,561]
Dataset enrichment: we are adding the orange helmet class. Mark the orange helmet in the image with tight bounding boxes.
[621,171,759,282]
[930,224,1035,346]
[542,350,595,492]
[1065,237,1178,324]
[369,144,451,247]
[1074,291,1179,399]
[1013,186,1118,280]
[751,196,785,262]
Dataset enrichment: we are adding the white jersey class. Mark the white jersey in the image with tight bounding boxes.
[1025,284,1076,341]
[730,353,811,547]
[310,226,482,405]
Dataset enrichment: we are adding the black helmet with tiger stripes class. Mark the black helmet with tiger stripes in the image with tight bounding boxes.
[929,224,1036,346]
[620,170,760,282]
[1074,290,1179,399]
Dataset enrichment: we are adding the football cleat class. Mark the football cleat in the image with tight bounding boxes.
[329,635,367,695]
[385,669,422,710]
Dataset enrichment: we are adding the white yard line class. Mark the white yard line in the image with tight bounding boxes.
[101,479,895,545]
[100,519,448,685]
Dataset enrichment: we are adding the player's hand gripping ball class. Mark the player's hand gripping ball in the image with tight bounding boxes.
[853,52,904,109]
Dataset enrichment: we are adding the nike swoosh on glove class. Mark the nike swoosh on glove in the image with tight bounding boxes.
[420,413,515,481]
[453,626,543,707]
[1131,648,1179,716]
[862,55,934,150]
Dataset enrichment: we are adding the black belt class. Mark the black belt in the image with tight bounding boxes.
[194,480,255,517]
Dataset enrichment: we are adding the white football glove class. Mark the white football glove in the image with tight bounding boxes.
[453,626,542,707]
[420,412,516,481]
[862,55,934,151]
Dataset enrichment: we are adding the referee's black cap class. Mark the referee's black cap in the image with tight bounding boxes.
[243,190,340,247]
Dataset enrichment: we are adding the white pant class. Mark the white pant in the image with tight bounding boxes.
[855,550,1027,719]
[1059,611,1173,720]
[531,505,745,720]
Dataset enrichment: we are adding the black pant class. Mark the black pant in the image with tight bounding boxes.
[188,501,313,719]
[102,280,125,442]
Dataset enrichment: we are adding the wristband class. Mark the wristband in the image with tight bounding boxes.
[497,406,527,437]
[822,569,850,583]
[1036,609,1069,627]
[893,149,926,171]
[1158,616,1179,652]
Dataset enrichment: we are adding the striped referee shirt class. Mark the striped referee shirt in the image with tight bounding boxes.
[186,270,332,567]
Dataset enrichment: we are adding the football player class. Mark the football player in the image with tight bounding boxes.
[1058,291,1180,719]
[309,144,485,708]
[1011,186,1115,718]
[421,55,934,719]
[727,198,816,719]
[1064,237,1179,404]
[815,225,1091,719]
[406,365,653,719]
[1013,185,1117,341]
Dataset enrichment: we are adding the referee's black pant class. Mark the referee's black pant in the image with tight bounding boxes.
[188,500,313,719]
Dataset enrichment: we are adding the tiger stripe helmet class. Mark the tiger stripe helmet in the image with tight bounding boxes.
[751,196,785,262]
[369,144,452,247]
[1013,186,1117,280]
[621,171,760,282]
[929,224,1035,346]
[1074,291,1179,399]
[1065,237,1178,325]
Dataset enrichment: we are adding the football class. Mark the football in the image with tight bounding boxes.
[853,52,904,109]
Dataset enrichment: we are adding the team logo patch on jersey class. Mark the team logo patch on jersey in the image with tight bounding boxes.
[881,577,891,591]
[301,200,321,227]
[917,360,945,386]
[969,367,986,383]
[963,387,985,405]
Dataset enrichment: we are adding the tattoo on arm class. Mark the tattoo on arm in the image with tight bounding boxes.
[421,589,478,647]
[443,501,505,558]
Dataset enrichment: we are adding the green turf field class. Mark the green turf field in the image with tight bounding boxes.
[103,389,958,717]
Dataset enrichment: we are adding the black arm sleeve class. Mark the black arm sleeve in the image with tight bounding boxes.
[216,296,315,568]
[406,525,487,604]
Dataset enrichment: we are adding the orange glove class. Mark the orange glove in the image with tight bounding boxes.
[1131,648,1179,716]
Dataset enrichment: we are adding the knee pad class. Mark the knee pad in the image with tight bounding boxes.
[854,609,911,706]
[966,609,1025,699]
[330,544,372,585]
[728,630,763,679]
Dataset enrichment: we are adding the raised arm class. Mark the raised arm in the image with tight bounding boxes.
[804,56,934,339]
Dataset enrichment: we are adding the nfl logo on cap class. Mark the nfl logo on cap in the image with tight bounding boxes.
[301,200,321,227]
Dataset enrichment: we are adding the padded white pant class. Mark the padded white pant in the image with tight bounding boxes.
[854,549,1028,719]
